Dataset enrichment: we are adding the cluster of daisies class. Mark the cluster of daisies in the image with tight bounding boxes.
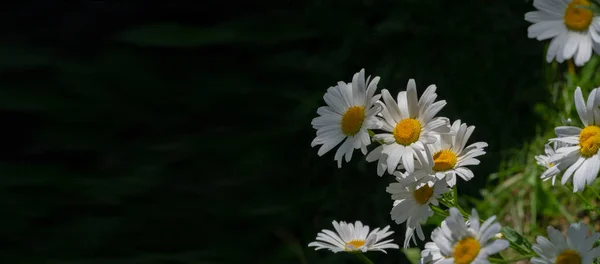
[306,0,600,262]
[307,68,600,264]
[307,68,508,262]
[310,69,487,247]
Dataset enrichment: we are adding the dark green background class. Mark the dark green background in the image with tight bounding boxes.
[0,1,546,263]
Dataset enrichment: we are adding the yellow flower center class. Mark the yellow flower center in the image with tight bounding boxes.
[341,106,365,136]
[453,237,480,264]
[579,125,600,157]
[549,162,555,167]
[564,0,593,31]
[345,239,366,251]
[394,118,421,145]
[432,149,458,171]
[555,249,581,264]
[413,184,434,205]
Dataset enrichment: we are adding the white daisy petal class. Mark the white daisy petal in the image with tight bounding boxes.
[534,0,568,15]
[555,125,582,136]
[525,11,562,22]
[575,34,592,66]
[529,20,565,40]
[563,32,580,60]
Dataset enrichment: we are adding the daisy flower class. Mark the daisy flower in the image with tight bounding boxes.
[367,79,451,175]
[420,207,509,264]
[387,175,449,248]
[539,118,576,185]
[311,69,382,167]
[525,0,600,66]
[408,120,487,187]
[537,141,573,185]
[548,87,600,192]
[308,220,399,253]
[531,222,600,264]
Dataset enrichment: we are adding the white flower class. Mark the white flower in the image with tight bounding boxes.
[386,175,449,248]
[420,208,509,264]
[366,79,450,175]
[536,141,572,185]
[308,220,399,253]
[539,118,577,185]
[311,69,382,167]
[531,222,600,264]
[408,120,487,187]
[525,0,600,66]
[536,143,556,169]
[548,87,600,192]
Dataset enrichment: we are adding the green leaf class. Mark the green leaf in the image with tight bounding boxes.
[402,248,421,264]
[579,55,599,86]
[501,226,533,254]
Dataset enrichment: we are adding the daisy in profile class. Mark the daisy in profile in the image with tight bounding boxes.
[537,141,573,185]
[386,175,448,248]
[525,0,600,66]
[420,208,509,264]
[311,69,382,167]
[531,222,600,263]
[539,118,575,184]
[408,120,487,187]
[548,87,600,192]
[367,79,450,175]
[308,220,399,253]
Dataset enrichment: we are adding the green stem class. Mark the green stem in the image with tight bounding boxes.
[354,252,374,264]
[431,205,449,218]
[565,185,600,215]
[452,186,471,217]
[594,191,600,201]
[489,255,534,263]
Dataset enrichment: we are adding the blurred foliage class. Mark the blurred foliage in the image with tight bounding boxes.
[0,1,550,264]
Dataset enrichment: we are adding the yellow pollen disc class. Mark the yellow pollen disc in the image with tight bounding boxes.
[341,106,365,136]
[555,249,581,264]
[394,118,421,145]
[564,0,593,31]
[413,184,434,205]
[453,237,480,264]
[579,125,600,157]
[345,239,366,251]
[432,149,458,171]
[549,162,555,167]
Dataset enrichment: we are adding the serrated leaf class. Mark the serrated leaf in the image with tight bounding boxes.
[402,248,421,264]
